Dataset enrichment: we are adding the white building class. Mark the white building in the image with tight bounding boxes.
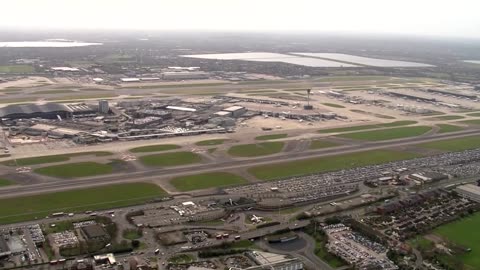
[456,184,480,203]
[161,71,209,80]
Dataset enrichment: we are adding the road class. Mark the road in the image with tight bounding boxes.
[299,232,335,270]
[0,128,479,198]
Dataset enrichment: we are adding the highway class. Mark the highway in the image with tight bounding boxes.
[0,128,479,198]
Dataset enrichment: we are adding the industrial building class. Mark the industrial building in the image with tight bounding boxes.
[0,103,95,120]
[456,184,480,203]
[223,105,247,117]
[80,224,110,241]
[0,238,11,258]
[0,103,73,120]
[161,71,209,80]
[244,251,303,270]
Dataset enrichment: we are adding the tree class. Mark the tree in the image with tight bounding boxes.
[131,240,140,248]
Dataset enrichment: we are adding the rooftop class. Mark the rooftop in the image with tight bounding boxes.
[457,184,480,195]
[81,224,109,239]
[0,103,71,117]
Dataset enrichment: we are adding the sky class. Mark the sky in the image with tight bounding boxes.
[1,0,480,38]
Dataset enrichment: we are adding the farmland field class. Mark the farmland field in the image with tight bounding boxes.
[0,65,35,73]
[434,213,480,269]
[0,183,166,224]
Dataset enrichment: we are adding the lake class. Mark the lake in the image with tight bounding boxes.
[0,41,102,48]
[293,53,433,67]
[181,52,357,67]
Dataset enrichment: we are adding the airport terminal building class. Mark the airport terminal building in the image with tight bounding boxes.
[0,103,95,120]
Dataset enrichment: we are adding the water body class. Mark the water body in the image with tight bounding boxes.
[293,52,433,67]
[464,60,480,65]
[181,52,357,67]
[0,41,102,48]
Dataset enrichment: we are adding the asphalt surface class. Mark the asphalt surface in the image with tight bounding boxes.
[0,128,479,198]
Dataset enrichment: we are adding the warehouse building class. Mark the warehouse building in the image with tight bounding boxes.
[456,184,480,203]
[0,103,72,120]
[223,106,247,118]
[245,251,303,270]
[0,103,96,120]
[161,71,209,80]
[0,237,11,258]
[80,224,110,242]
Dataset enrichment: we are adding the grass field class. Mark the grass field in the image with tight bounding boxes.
[467,112,480,117]
[459,119,480,125]
[339,126,431,141]
[129,144,180,153]
[123,229,142,240]
[195,139,227,146]
[170,172,248,191]
[434,213,480,269]
[1,151,112,166]
[318,124,380,133]
[417,136,480,151]
[437,124,464,133]
[306,227,347,268]
[0,178,13,187]
[309,140,340,150]
[321,103,345,108]
[248,149,420,180]
[0,183,166,224]
[0,65,35,73]
[139,151,201,167]
[228,142,284,157]
[318,121,417,133]
[35,162,114,178]
[426,115,465,121]
[380,120,418,127]
[255,134,288,140]
[169,254,195,264]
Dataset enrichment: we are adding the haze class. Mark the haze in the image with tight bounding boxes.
[1,0,480,38]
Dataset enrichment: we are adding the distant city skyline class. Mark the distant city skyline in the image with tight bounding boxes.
[1,0,480,39]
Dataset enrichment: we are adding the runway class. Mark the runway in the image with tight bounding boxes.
[0,129,478,198]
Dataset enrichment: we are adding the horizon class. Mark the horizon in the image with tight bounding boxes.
[1,0,480,39]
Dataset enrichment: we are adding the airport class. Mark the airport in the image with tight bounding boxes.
[0,29,480,270]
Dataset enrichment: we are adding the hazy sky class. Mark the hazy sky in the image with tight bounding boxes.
[2,0,480,38]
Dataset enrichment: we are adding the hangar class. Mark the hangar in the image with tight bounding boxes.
[0,103,95,120]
